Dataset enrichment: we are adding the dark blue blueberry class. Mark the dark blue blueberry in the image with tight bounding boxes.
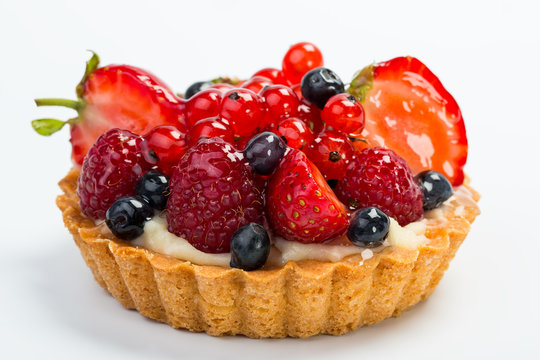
[415,170,454,210]
[243,132,287,175]
[347,207,390,248]
[105,196,153,240]
[185,81,212,99]
[134,170,170,210]
[230,223,270,271]
[300,67,345,109]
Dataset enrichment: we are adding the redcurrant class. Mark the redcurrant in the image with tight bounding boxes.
[282,42,324,85]
[321,94,365,136]
[188,116,235,146]
[208,83,235,92]
[259,85,300,127]
[273,117,314,150]
[144,125,188,177]
[297,99,324,133]
[304,130,356,180]
[220,89,266,137]
[241,76,273,94]
[252,68,290,86]
[184,89,223,128]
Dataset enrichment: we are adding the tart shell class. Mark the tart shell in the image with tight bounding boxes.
[57,169,480,338]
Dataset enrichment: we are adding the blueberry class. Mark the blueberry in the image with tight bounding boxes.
[301,67,345,109]
[185,81,212,99]
[347,207,390,248]
[105,196,154,240]
[415,170,454,210]
[243,132,287,175]
[134,170,170,210]
[230,223,270,271]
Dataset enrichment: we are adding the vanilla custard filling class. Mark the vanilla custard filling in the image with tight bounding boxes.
[129,186,474,267]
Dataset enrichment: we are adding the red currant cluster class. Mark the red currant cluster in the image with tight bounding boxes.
[163,42,366,181]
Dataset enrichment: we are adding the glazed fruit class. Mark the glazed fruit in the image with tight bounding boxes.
[105,196,154,240]
[415,170,454,210]
[77,129,158,220]
[188,117,235,146]
[220,89,266,137]
[335,147,423,226]
[301,67,345,109]
[252,68,290,86]
[185,81,212,99]
[297,98,324,133]
[304,130,355,180]
[282,42,324,85]
[266,149,349,243]
[321,94,365,136]
[259,85,300,126]
[184,88,223,128]
[241,76,273,93]
[134,170,170,211]
[348,56,467,185]
[243,132,287,175]
[230,223,271,271]
[273,117,314,149]
[32,52,185,165]
[347,207,390,248]
[144,125,188,177]
[166,138,264,253]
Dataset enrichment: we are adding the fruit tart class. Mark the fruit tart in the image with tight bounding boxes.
[34,43,480,338]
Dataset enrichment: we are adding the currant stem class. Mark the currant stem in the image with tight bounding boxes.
[34,98,81,110]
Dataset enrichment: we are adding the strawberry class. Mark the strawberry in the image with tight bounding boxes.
[348,56,467,185]
[266,149,349,243]
[32,52,186,165]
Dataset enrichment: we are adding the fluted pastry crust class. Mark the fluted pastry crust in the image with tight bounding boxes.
[57,169,480,338]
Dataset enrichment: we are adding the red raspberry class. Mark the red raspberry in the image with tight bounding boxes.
[335,147,423,226]
[166,138,264,253]
[77,129,158,220]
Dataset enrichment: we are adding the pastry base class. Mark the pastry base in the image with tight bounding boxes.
[57,169,480,338]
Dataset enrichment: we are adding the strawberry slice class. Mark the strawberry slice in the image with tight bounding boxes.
[348,56,467,185]
[266,149,349,243]
[32,52,186,165]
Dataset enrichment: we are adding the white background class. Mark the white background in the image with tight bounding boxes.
[1,0,539,358]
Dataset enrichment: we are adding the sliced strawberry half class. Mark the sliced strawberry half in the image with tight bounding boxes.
[32,52,186,165]
[266,149,349,243]
[348,56,467,185]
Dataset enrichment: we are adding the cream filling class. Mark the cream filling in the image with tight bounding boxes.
[130,186,474,267]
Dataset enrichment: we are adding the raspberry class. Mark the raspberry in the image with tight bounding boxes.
[335,147,423,226]
[77,129,158,220]
[166,138,264,253]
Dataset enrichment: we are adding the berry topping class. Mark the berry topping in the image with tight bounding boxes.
[185,81,212,99]
[243,132,287,175]
[335,147,423,226]
[134,170,170,211]
[301,67,345,109]
[230,223,271,271]
[188,117,235,146]
[32,53,185,165]
[321,94,365,136]
[241,76,273,93]
[347,207,390,248]
[304,130,355,180]
[105,196,154,240]
[77,129,158,220]
[273,117,314,149]
[266,149,349,243]
[166,138,264,253]
[184,88,223,128]
[297,98,324,133]
[207,83,235,92]
[415,170,454,210]
[282,42,324,85]
[252,68,290,86]
[259,85,300,126]
[144,125,188,177]
[220,89,266,137]
[348,56,467,185]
